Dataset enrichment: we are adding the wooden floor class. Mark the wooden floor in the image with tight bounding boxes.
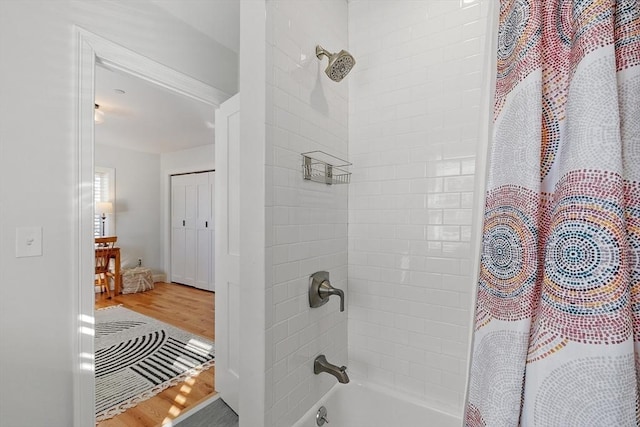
[95,282,216,427]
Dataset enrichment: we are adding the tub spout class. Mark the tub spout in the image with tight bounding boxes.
[314,355,350,384]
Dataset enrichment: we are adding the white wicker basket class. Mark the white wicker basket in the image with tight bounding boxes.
[121,267,154,294]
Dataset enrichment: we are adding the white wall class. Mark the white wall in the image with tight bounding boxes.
[160,144,215,174]
[96,143,216,281]
[264,1,349,426]
[95,143,161,271]
[75,1,238,95]
[0,1,234,425]
[238,2,267,425]
[347,0,491,415]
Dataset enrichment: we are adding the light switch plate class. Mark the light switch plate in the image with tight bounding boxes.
[16,226,42,257]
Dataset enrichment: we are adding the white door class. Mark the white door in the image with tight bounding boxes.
[171,175,186,283]
[215,93,240,412]
[171,174,198,286]
[208,172,215,291]
[195,171,214,290]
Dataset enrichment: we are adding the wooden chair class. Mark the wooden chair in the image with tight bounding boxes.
[95,236,117,298]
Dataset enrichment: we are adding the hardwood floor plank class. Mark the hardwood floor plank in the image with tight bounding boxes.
[95,282,216,427]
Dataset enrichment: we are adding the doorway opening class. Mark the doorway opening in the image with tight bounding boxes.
[75,27,231,427]
[93,63,217,425]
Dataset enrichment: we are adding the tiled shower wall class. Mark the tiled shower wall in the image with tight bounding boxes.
[347,0,491,414]
[264,1,349,426]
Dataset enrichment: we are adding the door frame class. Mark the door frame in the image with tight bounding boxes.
[73,27,229,426]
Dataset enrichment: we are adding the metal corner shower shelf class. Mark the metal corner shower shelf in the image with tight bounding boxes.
[302,151,351,185]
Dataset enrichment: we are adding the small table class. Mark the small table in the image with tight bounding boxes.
[95,246,121,296]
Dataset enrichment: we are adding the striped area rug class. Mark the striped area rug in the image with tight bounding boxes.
[95,305,215,421]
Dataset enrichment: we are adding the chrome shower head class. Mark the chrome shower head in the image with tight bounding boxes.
[316,45,356,82]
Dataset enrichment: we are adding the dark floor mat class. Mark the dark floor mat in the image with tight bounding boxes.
[175,397,238,427]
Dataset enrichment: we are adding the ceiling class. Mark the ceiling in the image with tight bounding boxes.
[95,65,216,154]
[95,1,240,154]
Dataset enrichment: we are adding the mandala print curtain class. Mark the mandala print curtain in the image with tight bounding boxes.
[465,1,640,425]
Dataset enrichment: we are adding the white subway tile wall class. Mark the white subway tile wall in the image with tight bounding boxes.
[348,0,490,414]
[265,1,349,426]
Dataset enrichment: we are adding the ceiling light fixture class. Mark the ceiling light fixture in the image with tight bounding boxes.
[94,104,105,124]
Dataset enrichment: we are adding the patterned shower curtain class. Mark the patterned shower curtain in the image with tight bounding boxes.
[465,1,639,426]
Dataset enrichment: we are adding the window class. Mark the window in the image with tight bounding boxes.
[95,167,115,237]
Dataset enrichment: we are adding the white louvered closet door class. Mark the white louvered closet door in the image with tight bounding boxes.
[170,173,206,288]
[195,171,215,291]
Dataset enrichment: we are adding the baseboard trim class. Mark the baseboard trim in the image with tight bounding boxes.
[153,273,167,283]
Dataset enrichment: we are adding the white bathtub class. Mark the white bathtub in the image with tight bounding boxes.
[292,381,461,427]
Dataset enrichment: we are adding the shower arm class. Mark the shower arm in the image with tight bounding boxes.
[316,45,332,60]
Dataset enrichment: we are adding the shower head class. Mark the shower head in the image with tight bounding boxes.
[315,45,356,82]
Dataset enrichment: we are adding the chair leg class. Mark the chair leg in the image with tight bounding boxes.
[97,273,111,299]
[104,273,112,299]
